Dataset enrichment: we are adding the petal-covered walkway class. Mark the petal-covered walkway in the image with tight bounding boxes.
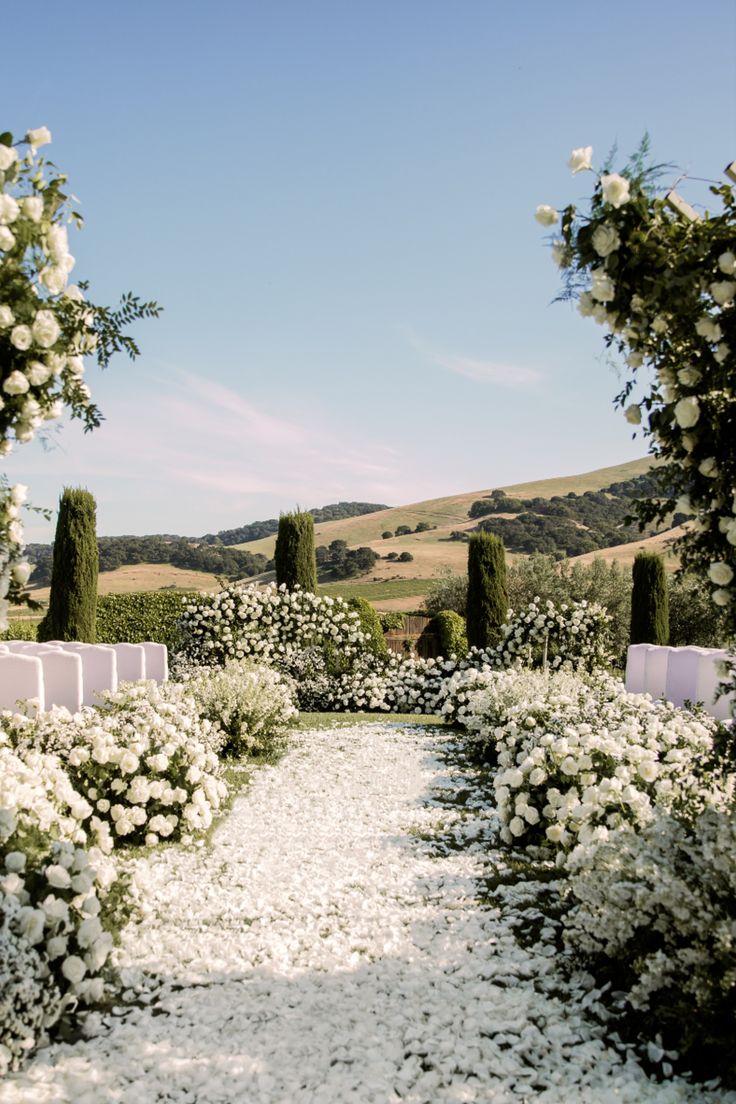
[1,724,726,1103]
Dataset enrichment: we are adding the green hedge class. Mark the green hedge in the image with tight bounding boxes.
[378,611,405,632]
[430,609,468,658]
[347,596,388,658]
[95,591,199,649]
[0,620,39,642]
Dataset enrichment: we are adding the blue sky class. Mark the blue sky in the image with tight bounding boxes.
[4,0,736,539]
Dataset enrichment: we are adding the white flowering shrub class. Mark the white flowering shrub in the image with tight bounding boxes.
[5,681,228,847]
[0,126,159,626]
[496,597,614,671]
[564,807,736,1081]
[450,668,730,851]
[539,139,736,632]
[176,659,298,758]
[178,582,367,675]
[0,742,130,1071]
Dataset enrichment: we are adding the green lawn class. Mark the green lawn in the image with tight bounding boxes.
[318,578,434,601]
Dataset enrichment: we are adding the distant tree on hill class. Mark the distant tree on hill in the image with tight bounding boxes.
[38,488,99,643]
[382,531,394,539]
[201,501,389,546]
[395,525,412,536]
[316,542,378,579]
[398,551,414,562]
[274,511,317,592]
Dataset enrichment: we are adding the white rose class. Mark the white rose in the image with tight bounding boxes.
[590,268,615,303]
[577,291,595,317]
[18,906,46,944]
[718,251,736,275]
[46,935,68,959]
[3,370,30,395]
[624,403,641,425]
[40,266,68,294]
[0,226,15,251]
[591,223,620,257]
[45,863,72,888]
[699,457,718,477]
[64,284,85,302]
[601,173,631,208]
[0,145,19,171]
[708,561,734,586]
[46,224,69,263]
[535,204,558,227]
[12,561,32,586]
[61,954,87,985]
[567,146,593,174]
[27,360,52,385]
[509,815,526,837]
[10,483,28,505]
[710,280,736,306]
[696,316,722,343]
[32,309,61,348]
[714,344,730,365]
[551,240,567,267]
[26,127,52,149]
[637,760,658,783]
[22,196,43,222]
[0,194,20,224]
[677,366,701,386]
[674,396,700,428]
[4,851,26,872]
[9,325,32,351]
[627,350,644,368]
[0,305,14,328]
[713,589,732,606]
[546,824,564,843]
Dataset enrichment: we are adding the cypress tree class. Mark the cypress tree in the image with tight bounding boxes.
[38,487,99,642]
[274,510,318,593]
[466,531,508,649]
[630,551,669,645]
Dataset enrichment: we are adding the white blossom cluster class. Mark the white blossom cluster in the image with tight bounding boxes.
[172,658,298,758]
[495,597,614,671]
[4,680,228,848]
[539,143,736,617]
[0,741,126,1073]
[446,667,730,851]
[564,805,736,1024]
[179,582,367,672]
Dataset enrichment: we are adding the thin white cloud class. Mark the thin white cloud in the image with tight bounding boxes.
[407,331,542,387]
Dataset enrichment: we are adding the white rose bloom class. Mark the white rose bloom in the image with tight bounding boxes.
[40,266,68,294]
[627,350,644,368]
[26,126,52,149]
[46,224,69,263]
[674,396,700,428]
[0,144,19,171]
[9,325,32,351]
[577,291,595,317]
[32,309,61,348]
[677,366,701,386]
[10,483,27,505]
[0,194,20,224]
[3,370,30,395]
[708,561,734,586]
[714,343,730,365]
[0,305,14,328]
[590,268,615,303]
[12,561,32,586]
[45,863,72,888]
[64,284,85,302]
[27,360,52,385]
[534,204,558,227]
[22,195,43,222]
[601,173,631,208]
[567,146,593,174]
[696,316,722,343]
[0,226,15,251]
[4,851,26,872]
[624,403,641,425]
[713,588,732,606]
[710,280,736,306]
[591,223,620,257]
[718,250,736,275]
[699,457,718,477]
[119,750,140,773]
[18,906,46,945]
[46,935,68,960]
[551,240,567,267]
[61,954,87,985]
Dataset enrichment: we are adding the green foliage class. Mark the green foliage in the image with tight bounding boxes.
[398,551,414,562]
[316,540,378,580]
[274,511,318,593]
[395,525,412,536]
[424,572,468,616]
[466,532,508,649]
[95,590,198,649]
[630,552,669,645]
[37,489,98,643]
[668,573,730,648]
[0,619,38,641]
[347,596,388,658]
[382,531,394,539]
[201,502,388,547]
[469,495,526,517]
[378,611,405,632]
[429,609,468,658]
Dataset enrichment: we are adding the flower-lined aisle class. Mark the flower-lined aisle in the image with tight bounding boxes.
[2,723,729,1103]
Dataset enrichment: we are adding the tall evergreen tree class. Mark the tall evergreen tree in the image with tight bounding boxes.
[274,511,318,593]
[466,532,507,649]
[37,488,99,642]
[630,551,669,645]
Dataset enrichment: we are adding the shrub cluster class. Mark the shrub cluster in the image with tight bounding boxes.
[96,590,198,648]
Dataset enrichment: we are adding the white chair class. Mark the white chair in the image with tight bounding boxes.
[665,646,711,709]
[140,642,168,683]
[643,645,677,701]
[0,654,44,714]
[34,649,83,714]
[624,644,657,695]
[695,649,736,722]
[60,643,118,706]
[111,643,146,682]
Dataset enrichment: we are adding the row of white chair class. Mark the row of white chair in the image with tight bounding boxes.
[625,644,734,720]
[0,641,168,716]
